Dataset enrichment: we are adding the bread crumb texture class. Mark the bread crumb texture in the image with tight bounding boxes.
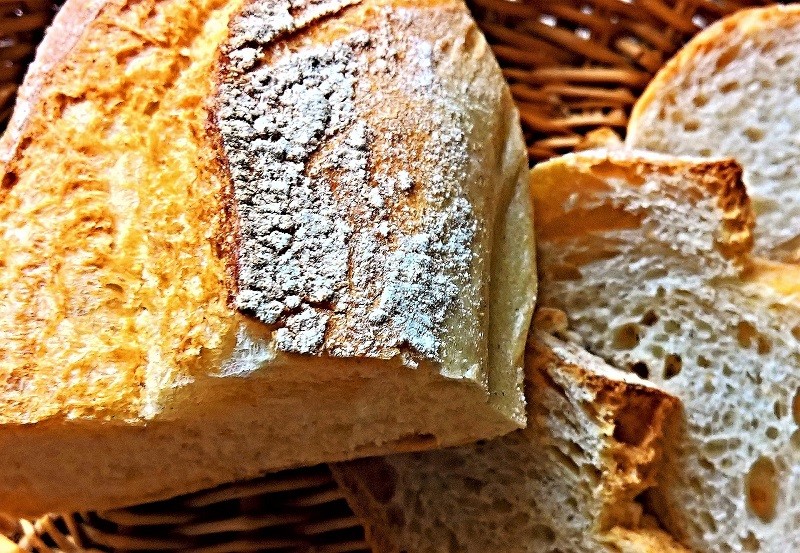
[627,5,800,261]
[534,151,800,552]
[215,0,485,361]
[333,333,685,553]
[0,0,242,423]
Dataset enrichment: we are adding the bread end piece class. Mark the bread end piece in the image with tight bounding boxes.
[0,0,534,515]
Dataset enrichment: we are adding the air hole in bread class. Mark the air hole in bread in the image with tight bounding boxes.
[1,171,17,190]
[722,364,733,377]
[699,148,712,157]
[705,439,727,457]
[639,310,658,326]
[700,511,718,533]
[492,498,514,513]
[699,458,716,472]
[684,120,701,132]
[719,81,740,94]
[716,45,741,71]
[757,335,772,355]
[774,400,787,419]
[613,323,641,350]
[792,389,800,425]
[663,354,682,379]
[791,430,800,450]
[551,446,581,476]
[693,93,709,108]
[612,394,658,446]
[737,321,758,348]
[664,319,680,333]
[791,325,800,341]
[744,127,765,143]
[697,355,711,368]
[630,361,649,379]
[794,78,800,95]
[651,345,664,358]
[741,531,760,552]
[531,524,556,545]
[746,456,779,522]
[765,427,779,440]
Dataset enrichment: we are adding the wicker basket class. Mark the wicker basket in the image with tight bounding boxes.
[0,0,773,551]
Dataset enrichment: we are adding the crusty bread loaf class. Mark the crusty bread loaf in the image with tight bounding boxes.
[533,149,800,552]
[331,329,686,553]
[0,0,536,515]
[627,5,800,261]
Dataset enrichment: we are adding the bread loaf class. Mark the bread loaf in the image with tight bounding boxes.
[331,330,686,553]
[533,149,800,552]
[0,0,535,515]
[627,5,800,261]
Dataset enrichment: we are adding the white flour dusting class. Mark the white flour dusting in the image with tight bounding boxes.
[215,0,477,360]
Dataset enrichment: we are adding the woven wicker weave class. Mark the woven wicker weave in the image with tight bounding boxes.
[5,466,369,552]
[471,0,770,160]
[0,0,776,551]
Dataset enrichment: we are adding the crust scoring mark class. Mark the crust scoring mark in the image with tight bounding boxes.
[215,1,477,360]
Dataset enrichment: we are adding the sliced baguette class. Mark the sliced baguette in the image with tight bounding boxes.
[331,330,685,553]
[533,149,800,552]
[627,5,800,261]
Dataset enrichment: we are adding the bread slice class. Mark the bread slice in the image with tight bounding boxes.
[331,330,686,553]
[533,149,800,552]
[627,5,800,261]
[0,0,536,515]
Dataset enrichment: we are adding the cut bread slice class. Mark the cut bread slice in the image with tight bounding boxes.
[331,330,686,553]
[627,5,800,261]
[533,149,800,552]
[0,0,535,515]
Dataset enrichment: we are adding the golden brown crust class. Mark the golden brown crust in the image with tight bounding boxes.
[629,5,800,139]
[0,0,108,166]
[0,0,241,422]
[532,151,754,266]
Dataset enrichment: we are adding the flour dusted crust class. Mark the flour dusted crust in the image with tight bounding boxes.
[0,0,535,514]
[214,0,504,363]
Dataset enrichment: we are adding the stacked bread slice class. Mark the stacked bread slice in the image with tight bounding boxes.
[333,329,685,552]
[627,5,800,262]
[533,150,800,552]
[335,142,800,552]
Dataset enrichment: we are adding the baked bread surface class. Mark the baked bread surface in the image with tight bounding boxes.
[0,0,535,514]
